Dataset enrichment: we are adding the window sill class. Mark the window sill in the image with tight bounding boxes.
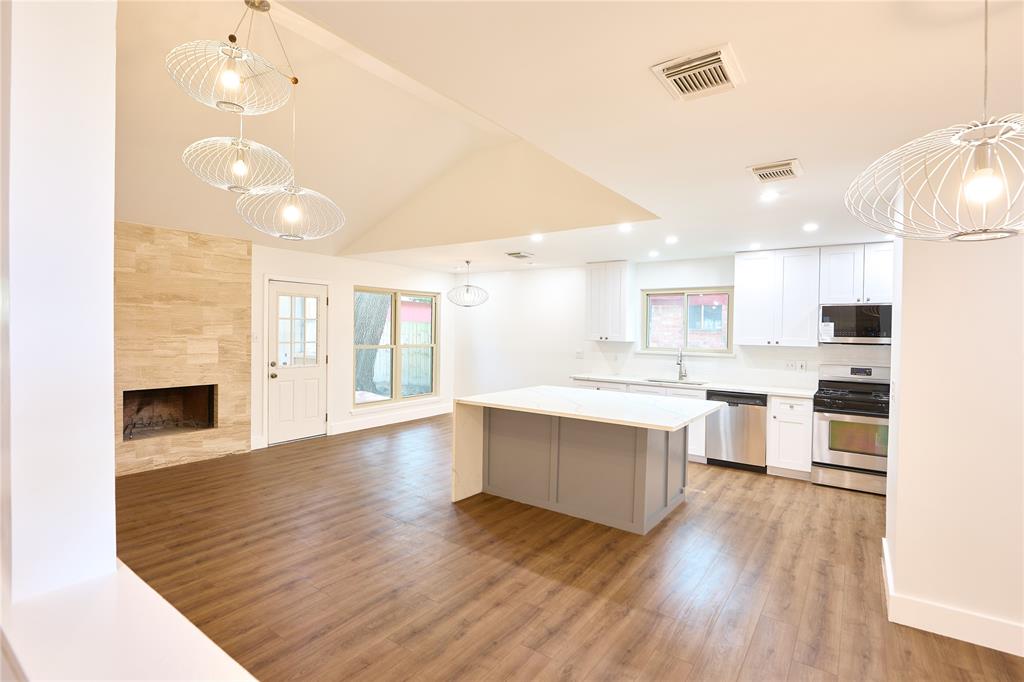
[635,349,737,359]
[349,395,446,415]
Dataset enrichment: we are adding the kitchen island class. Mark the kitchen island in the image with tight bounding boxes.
[451,385,725,534]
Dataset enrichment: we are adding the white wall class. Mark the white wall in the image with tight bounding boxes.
[455,257,888,396]
[885,237,1023,656]
[2,0,117,604]
[251,246,456,448]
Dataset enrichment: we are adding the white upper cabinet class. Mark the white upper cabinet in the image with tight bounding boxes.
[775,248,821,347]
[586,261,635,342]
[820,242,894,304]
[863,242,895,303]
[734,248,820,347]
[819,244,865,304]
[734,251,777,345]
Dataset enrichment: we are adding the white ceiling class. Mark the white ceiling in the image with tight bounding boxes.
[288,0,1024,270]
[115,1,504,255]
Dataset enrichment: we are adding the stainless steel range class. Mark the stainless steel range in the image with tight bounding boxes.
[811,364,890,495]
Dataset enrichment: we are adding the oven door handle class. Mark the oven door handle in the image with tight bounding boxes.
[814,411,889,426]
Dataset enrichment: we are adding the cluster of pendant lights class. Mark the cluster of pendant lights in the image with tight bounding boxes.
[166,0,344,241]
[845,0,1022,242]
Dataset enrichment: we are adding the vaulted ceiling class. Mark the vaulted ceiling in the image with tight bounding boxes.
[116,1,1024,270]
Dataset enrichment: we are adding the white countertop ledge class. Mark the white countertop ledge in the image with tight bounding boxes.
[455,385,725,432]
[570,374,818,399]
[2,561,253,681]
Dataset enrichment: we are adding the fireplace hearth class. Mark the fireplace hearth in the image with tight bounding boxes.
[123,385,216,441]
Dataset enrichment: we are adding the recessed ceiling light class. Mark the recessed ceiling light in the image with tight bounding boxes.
[802,222,820,232]
[618,223,633,233]
[648,250,660,258]
[760,189,780,202]
[749,242,761,250]
[530,233,544,242]
[665,235,678,245]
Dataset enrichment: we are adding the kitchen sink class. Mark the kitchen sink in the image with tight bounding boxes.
[646,378,708,386]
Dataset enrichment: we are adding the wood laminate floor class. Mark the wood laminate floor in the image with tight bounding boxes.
[117,416,1023,681]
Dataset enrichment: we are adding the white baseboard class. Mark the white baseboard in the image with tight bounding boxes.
[882,538,1024,656]
[331,399,453,435]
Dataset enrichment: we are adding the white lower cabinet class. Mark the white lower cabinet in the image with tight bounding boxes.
[664,387,706,461]
[627,384,667,395]
[766,396,813,475]
[571,379,627,392]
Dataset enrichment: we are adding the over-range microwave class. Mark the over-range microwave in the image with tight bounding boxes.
[819,304,892,345]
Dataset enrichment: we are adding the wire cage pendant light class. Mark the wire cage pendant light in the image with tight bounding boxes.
[165,0,298,116]
[182,121,293,193]
[234,83,346,241]
[237,185,345,240]
[845,0,1022,241]
[447,261,489,307]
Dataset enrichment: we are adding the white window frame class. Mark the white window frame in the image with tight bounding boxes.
[641,286,734,355]
[353,287,440,406]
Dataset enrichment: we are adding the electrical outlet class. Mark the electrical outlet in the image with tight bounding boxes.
[784,360,796,371]
[797,360,807,372]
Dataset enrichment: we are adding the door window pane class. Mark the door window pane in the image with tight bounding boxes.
[292,295,304,319]
[305,297,317,319]
[647,293,685,349]
[401,347,434,397]
[279,344,291,367]
[400,295,434,345]
[278,319,290,343]
[355,291,392,345]
[355,348,392,403]
[278,295,290,318]
[686,292,729,350]
[292,319,304,345]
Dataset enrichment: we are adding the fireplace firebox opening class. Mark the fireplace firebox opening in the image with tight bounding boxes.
[122,384,216,441]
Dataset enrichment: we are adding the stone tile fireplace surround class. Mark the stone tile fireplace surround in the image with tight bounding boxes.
[115,222,251,475]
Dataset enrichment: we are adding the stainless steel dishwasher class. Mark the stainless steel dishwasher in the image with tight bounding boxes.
[705,390,768,472]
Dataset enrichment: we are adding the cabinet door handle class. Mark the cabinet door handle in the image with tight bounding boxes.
[773,415,777,419]
[866,297,871,301]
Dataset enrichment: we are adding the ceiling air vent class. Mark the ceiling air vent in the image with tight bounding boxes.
[748,159,804,184]
[505,252,534,260]
[651,44,744,101]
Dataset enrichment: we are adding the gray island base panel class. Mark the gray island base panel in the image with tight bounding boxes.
[455,406,689,535]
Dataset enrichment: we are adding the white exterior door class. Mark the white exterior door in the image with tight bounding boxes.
[268,281,328,444]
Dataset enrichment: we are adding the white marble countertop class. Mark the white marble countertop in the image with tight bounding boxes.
[455,385,725,432]
[570,373,817,399]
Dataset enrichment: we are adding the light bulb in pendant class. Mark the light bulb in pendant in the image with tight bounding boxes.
[220,64,241,90]
[282,203,302,223]
[230,158,248,177]
[963,167,1004,204]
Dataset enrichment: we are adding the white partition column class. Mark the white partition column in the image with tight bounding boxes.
[2,0,117,606]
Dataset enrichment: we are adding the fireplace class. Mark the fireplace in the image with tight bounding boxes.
[122,385,216,441]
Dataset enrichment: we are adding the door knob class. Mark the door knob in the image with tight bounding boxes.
[270,361,277,367]
[270,372,278,379]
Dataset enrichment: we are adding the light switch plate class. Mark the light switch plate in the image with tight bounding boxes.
[797,360,807,372]
[575,350,584,360]
[784,360,796,371]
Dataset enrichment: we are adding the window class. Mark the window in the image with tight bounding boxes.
[354,288,438,405]
[642,288,732,353]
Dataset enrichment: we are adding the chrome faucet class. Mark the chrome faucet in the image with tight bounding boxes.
[677,347,687,381]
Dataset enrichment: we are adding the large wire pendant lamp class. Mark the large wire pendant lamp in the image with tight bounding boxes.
[447,261,489,307]
[236,86,346,240]
[182,118,293,193]
[165,0,296,115]
[845,0,1023,241]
